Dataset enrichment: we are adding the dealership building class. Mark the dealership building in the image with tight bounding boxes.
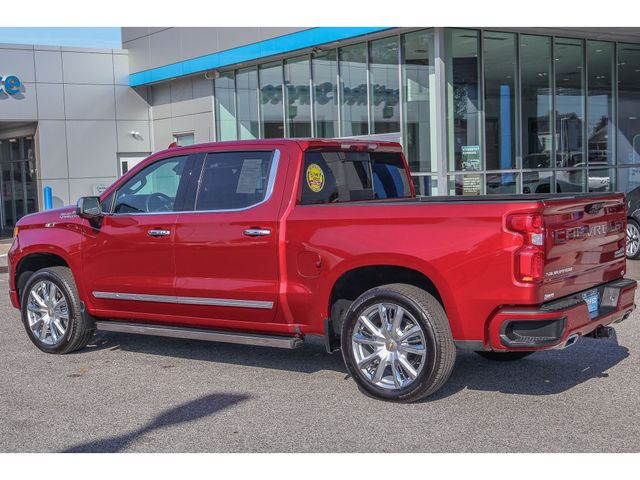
[2,27,640,234]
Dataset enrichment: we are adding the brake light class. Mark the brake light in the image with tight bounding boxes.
[508,213,545,283]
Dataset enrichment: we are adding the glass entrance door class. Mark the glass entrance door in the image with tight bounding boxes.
[0,135,38,236]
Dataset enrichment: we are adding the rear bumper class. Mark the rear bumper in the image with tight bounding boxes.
[488,278,636,351]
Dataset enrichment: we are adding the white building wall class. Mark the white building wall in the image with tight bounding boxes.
[123,27,308,74]
[0,43,151,208]
[148,75,214,151]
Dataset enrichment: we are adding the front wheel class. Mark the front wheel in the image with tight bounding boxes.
[341,284,456,403]
[20,266,95,354]
[627,218,640,260]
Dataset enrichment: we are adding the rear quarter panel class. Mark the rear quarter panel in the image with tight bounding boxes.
[284,200,543,341]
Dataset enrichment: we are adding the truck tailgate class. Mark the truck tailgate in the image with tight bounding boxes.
[543,194,626,301]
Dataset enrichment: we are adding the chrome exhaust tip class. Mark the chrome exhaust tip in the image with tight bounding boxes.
[555,333,579,350]
[565,334,579,348]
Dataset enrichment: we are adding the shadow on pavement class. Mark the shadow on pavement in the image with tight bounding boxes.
[62,392,249,452]
[424,333,630,402]
[87,331,347,375]
[88,329,629,401]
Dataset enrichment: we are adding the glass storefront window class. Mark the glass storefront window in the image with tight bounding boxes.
[411,175,438,196]
[486,172,519,194]
[446,29,481,172]
[208,29,640,199]
[521,35,553,170]
[284,56,311,137]
[617,43,640,165]
[402,29,435,173]
[587,167,613,192]
[259,61,285,138]
[0,135,38,234]
[214,71,238,141]
[618,166,640,193]
[369,37,400,134]
[484,31,517,171]
[448,173,484,195]
[555,38,585,169]
[556,168,585,192]
[312,49,338,137]
[523,170,554,194]
[236,67,259,140]
[587,41,614,167]
[339,43,369,136]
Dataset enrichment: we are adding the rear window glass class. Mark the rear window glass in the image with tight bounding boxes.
[300,150,411,204]
[195,151,274,211]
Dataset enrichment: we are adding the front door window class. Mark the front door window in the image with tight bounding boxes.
[110,156,188,214]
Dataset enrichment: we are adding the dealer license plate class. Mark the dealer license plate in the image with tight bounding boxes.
[582,289,600,318]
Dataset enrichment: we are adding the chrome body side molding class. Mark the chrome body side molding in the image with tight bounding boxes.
[92,291,274,309]
[175,296,273,309]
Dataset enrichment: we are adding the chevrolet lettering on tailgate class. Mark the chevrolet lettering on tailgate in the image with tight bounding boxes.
[553,220,624,244]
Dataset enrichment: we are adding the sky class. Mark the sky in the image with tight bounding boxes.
[0,27,121,48]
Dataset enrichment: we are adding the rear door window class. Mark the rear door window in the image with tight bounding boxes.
[195,151,275,211]
[300,150,411,204]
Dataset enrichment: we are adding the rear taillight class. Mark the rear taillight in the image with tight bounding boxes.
[508,213,545,283]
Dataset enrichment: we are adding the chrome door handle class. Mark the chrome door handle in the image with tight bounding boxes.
[147,229,171,237]
[244,228,271,237]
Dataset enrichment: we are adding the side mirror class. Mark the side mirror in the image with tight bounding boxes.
[76,196,102,219]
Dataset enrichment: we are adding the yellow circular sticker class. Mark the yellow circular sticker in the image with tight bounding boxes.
[306,163,325,193]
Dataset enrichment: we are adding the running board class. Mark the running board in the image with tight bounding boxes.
[94,321,304,349]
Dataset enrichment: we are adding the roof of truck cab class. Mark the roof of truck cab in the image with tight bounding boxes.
[158,138,404,156]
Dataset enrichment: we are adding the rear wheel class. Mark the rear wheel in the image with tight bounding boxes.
[20,267,95,354]
[627,218,640,260]
[475,351,533,361]
[341,284,456,403]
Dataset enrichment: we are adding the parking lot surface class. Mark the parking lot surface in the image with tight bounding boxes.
[1,248,639,452]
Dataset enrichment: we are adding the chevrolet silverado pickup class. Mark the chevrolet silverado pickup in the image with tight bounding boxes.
[7,139,637,402]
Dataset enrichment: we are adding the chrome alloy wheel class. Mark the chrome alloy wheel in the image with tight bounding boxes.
[627,222,640,258]
[351,303,427,390]
[26,280,69,346]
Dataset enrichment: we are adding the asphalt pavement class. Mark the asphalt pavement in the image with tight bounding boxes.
[1,248,639,452]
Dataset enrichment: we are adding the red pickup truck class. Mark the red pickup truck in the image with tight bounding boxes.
[7,139,637,402]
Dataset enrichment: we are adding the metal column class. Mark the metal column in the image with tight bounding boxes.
[433,27,449,194]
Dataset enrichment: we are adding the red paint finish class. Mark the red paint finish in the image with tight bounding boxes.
[80,213,179,317]
[542,198,626,298]
[7,139,636,349]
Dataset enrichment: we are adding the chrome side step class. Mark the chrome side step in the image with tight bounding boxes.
[94,321,304,349]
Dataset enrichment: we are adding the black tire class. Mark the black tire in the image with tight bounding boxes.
[341,283,456,403]
[474,351,533,361]
[626,218,640,260]
[20,266,95,354]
